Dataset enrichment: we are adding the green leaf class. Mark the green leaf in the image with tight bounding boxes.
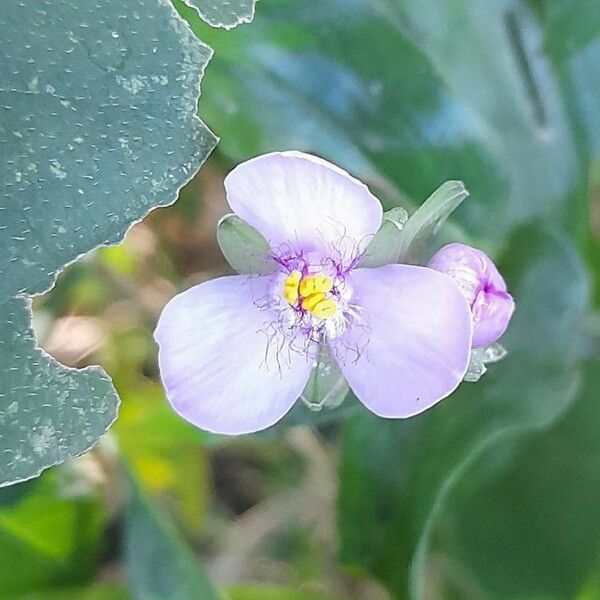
[180,0,256,29]
[226,586,332,600]
[358,181,470,268]
[540,0,600,159]
[394,181,468,264]
[438,359,600,599]
[536,0,600,299]
[217,214,276,274]
[115,381,209,532]
[0,472,104,597]
[193,0,579,241]
[360,207,409,268]
[17,586,129,600]
[338,227,589,599]
[0,0,229,485]
[125,475,220,600]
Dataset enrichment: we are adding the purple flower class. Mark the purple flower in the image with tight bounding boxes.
[154,152,473,434]
[428,243,515,348]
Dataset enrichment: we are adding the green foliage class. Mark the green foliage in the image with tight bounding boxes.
[439,359,600,598]
[299,347,348,413]
[0,0,215,301]
[338,227,589,598]
[0,473,104,598]
[125,474,220,600]
[359,207,409,268]
[19,587,130,600]
[392,181,469,265]
[184,1,600,596]
[3,0,600,598]
[226,586,332,600]
[361,182,469,268]
[193,0,583,239]
[0,0,216,486]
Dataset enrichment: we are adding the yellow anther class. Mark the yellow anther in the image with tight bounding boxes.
[298,276,316,297]
[283,270,302,305]
[282,271,337,319]
[299,274,333,297]
[311,298,337,319]
[313,274,334,293]
[301,292,338,319]
[301,291,326,312]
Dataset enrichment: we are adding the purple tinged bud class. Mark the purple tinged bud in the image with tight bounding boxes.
[428,243,515,348]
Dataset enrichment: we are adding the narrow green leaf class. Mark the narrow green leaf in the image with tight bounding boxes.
[216,214,276,274]
[396,181,469,264]
[360,207,409,268]
[125,475,220,600]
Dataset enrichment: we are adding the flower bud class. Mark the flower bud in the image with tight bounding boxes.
[428,243,514,348]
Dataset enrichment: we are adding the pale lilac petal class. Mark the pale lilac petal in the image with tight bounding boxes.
[333,265,472,418]
[428,243,515,347]
[224,151,383,264]
[154,275,312,434]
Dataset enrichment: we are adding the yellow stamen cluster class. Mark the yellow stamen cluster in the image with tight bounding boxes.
[282,270,337,319]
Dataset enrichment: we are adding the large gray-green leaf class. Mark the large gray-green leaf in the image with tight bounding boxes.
[0,0,215,299]
[0,0,217,486]
[0,299,118,486]
[125,476,220,600]
[338,227,589,599]
[181,0,256,29]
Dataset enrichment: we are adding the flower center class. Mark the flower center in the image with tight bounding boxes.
[282,270,337,319]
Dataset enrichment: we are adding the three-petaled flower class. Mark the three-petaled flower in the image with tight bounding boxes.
[155,152,499,434]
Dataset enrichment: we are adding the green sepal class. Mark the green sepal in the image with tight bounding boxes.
[216,214,276,274]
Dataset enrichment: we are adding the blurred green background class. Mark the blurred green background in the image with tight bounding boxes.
[4,0,600,598]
